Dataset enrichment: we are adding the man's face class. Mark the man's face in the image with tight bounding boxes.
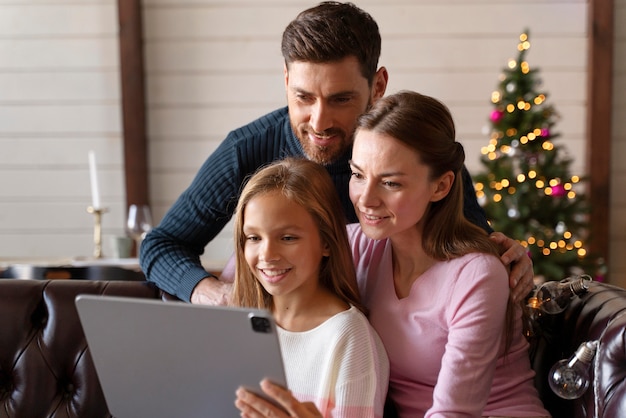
[285,56,375,165]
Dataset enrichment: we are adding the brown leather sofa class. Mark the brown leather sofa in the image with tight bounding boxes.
[529,281,626,418]
[1,279,625,418]
[0,279,178,418]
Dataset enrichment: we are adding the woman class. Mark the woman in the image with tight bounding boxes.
[236,91,549,417]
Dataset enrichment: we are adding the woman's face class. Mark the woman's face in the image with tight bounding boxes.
[349,129,444,241]
[242,191,329,299]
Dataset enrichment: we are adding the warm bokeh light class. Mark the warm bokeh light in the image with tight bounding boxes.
[473,30,604,281]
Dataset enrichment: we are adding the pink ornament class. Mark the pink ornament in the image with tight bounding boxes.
[541,128,550,137]
[551,183,566,197]
[490,109,504,123]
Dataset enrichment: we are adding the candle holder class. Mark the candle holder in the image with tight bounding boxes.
[87,206,108,258]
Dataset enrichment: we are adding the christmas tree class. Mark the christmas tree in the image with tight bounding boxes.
[472,30,605,282]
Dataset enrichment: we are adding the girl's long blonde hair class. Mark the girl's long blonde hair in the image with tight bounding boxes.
[231,158,364,314]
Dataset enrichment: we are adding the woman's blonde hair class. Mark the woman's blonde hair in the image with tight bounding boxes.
[231,157,364,313]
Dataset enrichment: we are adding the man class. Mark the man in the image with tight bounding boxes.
[140,1,533,304]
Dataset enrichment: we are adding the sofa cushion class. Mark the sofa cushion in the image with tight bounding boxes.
[529,281,626,418]
[0,279,169,418]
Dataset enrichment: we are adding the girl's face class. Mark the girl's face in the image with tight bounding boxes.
[242,191,329,299]
[349,129,449,241]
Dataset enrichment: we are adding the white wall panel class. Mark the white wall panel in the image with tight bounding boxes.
[0,0,124,263]
[387,72,586,103]
[145,40,280,72]
[0,137,123,166]
[0,38,119,69]
[5,0,622,282]
[371,4,586,35]
[143,6,298,39]
[147,106,280,137]
[146,73,284,105]
[0,104,121,133]
[139,0,593,271]
[0,72,120,102]
[383,37,587,70]
[149,139,218,171]
[0,3,117,36]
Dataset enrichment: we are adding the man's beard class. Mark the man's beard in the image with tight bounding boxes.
[290,101,373,165]
[292,124,352,165]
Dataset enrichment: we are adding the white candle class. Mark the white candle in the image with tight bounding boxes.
[88,150,101,209]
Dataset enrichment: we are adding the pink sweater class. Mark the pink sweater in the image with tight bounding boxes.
[347,224,549,418]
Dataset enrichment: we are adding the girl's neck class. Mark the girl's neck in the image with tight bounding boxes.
[272,288,348,332]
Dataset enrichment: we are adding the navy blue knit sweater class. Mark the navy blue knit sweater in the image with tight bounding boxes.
[140,107,491,301]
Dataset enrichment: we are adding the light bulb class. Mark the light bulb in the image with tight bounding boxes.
[535,274,592,314]
[549,341,598,399]
[523,296,542,338]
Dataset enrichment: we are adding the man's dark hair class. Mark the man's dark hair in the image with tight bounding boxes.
[281,2,381,85]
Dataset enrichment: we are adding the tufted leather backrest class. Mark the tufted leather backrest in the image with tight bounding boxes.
[529,281,626,418]
[0,279,178,418]
[2,279,625,418]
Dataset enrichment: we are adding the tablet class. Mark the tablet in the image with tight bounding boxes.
[75,294,287,418]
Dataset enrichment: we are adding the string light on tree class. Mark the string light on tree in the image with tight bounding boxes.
[472,30,606,282]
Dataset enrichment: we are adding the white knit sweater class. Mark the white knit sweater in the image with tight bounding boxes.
[277,306,389,418]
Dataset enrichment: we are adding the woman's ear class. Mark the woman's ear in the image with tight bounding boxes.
[430,171,455,202]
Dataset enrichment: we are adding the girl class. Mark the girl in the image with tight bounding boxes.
[231,158,389,418]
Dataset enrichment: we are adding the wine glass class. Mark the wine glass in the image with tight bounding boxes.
[126,204,153,254]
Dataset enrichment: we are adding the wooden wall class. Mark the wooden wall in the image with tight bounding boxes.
[141,0,590,272]
[0,1,126,259]
[3,0,622,286]
[610,0,626,286]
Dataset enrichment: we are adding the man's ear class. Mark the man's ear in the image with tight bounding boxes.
[371,66,389,103]
[283,62,289,89]
[431,171,455,202]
